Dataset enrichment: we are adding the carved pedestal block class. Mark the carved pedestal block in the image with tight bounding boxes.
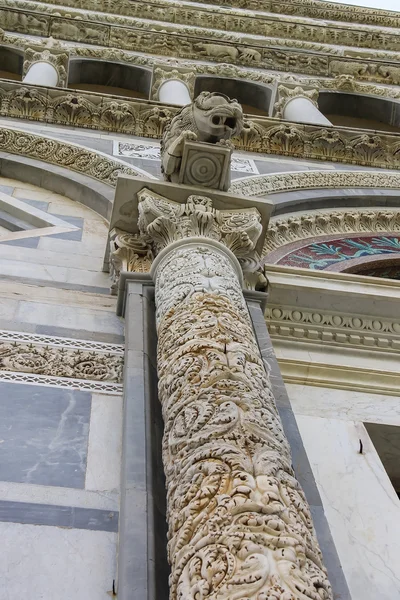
[179,139,232,190]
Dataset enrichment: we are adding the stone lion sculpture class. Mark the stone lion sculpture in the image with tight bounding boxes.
[160,91,244,182]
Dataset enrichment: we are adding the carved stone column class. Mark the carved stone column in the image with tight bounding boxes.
[275,85,332,126]
[134,188,333,600]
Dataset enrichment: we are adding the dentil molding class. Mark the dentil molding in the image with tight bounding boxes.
[267,305,400,353]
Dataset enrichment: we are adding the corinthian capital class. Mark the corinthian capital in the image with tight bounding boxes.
[137,187,262,261]
[109,227,153,294]
[274,84,320,118]
[23,44,70,87]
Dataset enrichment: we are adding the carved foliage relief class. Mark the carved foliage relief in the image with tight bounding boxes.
[153,244,332,599]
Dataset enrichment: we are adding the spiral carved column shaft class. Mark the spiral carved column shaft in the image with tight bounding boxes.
[146,244,332,599]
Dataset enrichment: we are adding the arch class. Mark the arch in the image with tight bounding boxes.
[344,257,400,280]
[68,59,152,100]
[262,205,400,281]
[0,46,23,81]
[318,92,400,133]
[230,170,400,200]
[0,126,157,220]
[194,76,272,116]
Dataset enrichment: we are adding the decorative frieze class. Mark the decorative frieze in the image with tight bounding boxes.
[7,0,400,55]
[0,330,124,393]
[0,124,138,187]
[4,4,400,82]
[4,83,400,172]
[231,170,400,196]
[179,0,400,29]
[264,208,400,253]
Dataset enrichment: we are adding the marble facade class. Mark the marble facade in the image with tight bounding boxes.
[0,0,399,598]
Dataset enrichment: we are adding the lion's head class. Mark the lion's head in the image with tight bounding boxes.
[193,92,244,143]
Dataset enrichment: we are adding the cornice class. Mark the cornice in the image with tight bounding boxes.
[4,7,400,81]
[277,357,400,397]
[9,0,400,55]
[3,82,400,171]
[264,265,400,394]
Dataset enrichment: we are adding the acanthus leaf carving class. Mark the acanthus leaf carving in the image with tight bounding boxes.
[109,227,153,294]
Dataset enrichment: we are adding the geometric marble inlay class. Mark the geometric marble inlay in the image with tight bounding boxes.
[113,140,259,173]
[0,191,79,244]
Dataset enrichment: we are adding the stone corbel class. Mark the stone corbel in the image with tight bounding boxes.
[23,44,70,88]
[273,83,320,118]
[150,65,195,101]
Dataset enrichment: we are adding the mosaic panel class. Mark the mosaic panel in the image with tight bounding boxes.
[277,235,400,270]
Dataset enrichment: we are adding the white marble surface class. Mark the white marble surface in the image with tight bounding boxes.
[86,394,123,493]
[0,522,117,600]
[0,480,118,511]
[287,384,400,425]
[296,415,400,600]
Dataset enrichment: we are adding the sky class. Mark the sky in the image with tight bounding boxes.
[323,0,399,10]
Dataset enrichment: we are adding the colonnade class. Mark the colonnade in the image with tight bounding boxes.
[18,49,332,126]
[156,76,332,126]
